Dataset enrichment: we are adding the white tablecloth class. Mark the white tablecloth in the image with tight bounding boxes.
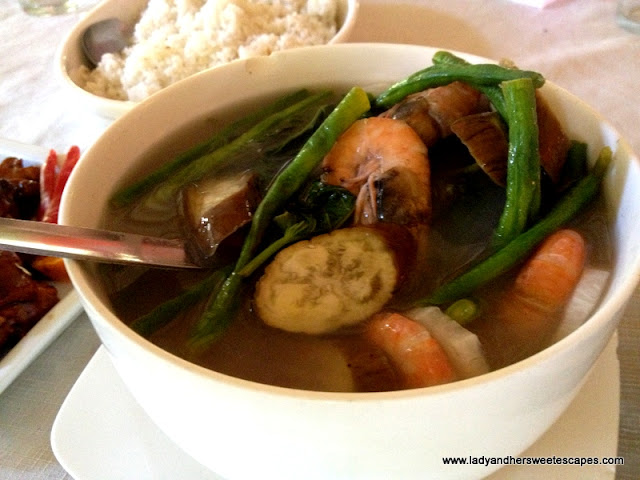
[0,0,638,478]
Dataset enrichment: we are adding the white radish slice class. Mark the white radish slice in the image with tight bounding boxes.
[552,268,610,342]
[406,306,490,379]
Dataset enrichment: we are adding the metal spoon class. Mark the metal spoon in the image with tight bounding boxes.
[82,18,132,67]
[0,217,200,269]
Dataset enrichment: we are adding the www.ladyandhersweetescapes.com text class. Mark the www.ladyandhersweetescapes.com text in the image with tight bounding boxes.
[442,455,624,467]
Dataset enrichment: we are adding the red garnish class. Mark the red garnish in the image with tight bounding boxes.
[38,149,58,221]
[39,145,81,224]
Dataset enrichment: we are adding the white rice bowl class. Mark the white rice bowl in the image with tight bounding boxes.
[56,0,359,118]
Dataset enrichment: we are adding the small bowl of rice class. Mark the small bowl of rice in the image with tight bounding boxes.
[55,0,359,119]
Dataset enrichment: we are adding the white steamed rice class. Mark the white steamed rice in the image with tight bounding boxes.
[79,0,339,101]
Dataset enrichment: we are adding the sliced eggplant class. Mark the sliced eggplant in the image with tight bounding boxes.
[451,94,570,188]
[536,92,571,184]
[179,172,260,266]
[450,111,509,186]
[254,226,404,334]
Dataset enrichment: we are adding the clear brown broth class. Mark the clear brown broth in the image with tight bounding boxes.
[97,93,613,393]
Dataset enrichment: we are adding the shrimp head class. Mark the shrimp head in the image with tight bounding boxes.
[473,229,587,368]
[322,116,431,229]
[366,311,457,389]
[500,228,587,332]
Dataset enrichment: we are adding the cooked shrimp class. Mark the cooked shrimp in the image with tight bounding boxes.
[472,229,587,367]
[365,311,457,389]
[322,116,431,229]
[380,81,487,147]
[322,116,431,282]
[500,229,586,328]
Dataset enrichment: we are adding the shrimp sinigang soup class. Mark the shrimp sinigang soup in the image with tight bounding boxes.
[99,52,612,393]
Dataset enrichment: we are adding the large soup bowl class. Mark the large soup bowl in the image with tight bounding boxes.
[60,44,640,479]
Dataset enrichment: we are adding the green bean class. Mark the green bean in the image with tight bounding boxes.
[445,298,480,325]
[492,78,541,250]
[560,140,589,187]
[237,221,311,278]
[431,51,507,118]
[188,221,311,350]
[189,86,371,349]
[375,62,545,109]
[189,272,245,350]
[110,89,314,208]
[235,86,371,269]
[421,147,611,306]
[130,267,230,337]
[431,50,466,65]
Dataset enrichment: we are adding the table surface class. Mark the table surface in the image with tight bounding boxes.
[0,0,638,478]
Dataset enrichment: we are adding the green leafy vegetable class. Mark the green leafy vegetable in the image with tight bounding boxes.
[110,89,316,208]
[112,90,333,211]
[239,181,356,277]
[560,140,589,188]
[129,267,231,337]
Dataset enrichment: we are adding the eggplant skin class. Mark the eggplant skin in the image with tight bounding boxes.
[450,112,509,186]
[254,226,402,334]
[535,93,571,184]
[449,95,570,187]
[179,172,260,265]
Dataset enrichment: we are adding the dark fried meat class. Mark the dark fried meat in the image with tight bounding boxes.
[0,157,59,357]
[0,157,41,219]
[0,251,59,356]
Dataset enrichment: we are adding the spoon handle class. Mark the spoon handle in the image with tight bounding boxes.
[0,217,198,269]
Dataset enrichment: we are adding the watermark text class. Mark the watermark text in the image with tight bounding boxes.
[442,455,624,467]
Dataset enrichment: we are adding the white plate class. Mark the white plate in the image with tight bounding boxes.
[0,138,84,395]
[51,338,620,480]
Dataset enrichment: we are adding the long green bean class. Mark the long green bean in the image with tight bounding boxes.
[431,51,507,118]
[235,86,371,269]
[130,267,230,337]
[375,62,545,109]
[110,89,314,208]
[421,147,611,306]
[560,140,589,187]
[492,77,541,249]
[189,86,372,349]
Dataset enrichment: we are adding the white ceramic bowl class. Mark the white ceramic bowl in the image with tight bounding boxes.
[55,0,359,120]
[60,44,640,480]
